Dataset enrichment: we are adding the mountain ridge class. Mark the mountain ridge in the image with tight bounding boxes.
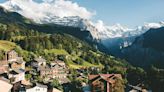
[1,2,164,57]
[1,0,164,41]
[122,27,164,68]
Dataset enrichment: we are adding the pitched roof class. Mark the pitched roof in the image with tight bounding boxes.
[51,64,63,69]
[51,60,65,65]
[26,83,48,90]
[7,50,17,54]
[9,70,19,75]
[10,68,25,74]
[0,80,13,92]
[88,74,122,83]
[14,68,25,73]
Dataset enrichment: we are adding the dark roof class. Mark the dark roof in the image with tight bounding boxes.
[88,74,122,83]
[10,69,25,74]
[9,70,18,75]
[51,64,62,68]
[128,84,142,91]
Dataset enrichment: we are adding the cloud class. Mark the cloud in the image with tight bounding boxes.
[0,0,95,23]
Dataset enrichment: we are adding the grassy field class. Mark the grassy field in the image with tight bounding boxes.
[68,60,103,69]
[44,49,69,55]
[0,40,16,51]
[0,40,104,69]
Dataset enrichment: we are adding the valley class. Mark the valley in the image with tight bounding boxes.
[0,0,163,92]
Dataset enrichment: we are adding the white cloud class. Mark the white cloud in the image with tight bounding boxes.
[0,0,95,23]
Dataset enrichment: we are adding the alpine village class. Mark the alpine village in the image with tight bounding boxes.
[0,0,164,92]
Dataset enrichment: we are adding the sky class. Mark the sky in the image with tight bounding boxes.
[72,0,164,28]
[0,0,164,28]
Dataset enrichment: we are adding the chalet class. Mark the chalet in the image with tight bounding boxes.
[26,83,48,92]
[8,69,25,83]
[88,74,122,92]
[10,60,25,70]
[7,50,18,62]
[50,60,66,68]
[39,60,68,83]
[0,60,9,74]
[51,63,67,79]
[0,79,13,92]
[5,50,26,70]
[32,57,46,68]
[39,66,53,79]
[40,64,67,79]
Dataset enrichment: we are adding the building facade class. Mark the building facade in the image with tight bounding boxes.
[88,74,122,92]
[7,50,18,62]
[26,83,48,92]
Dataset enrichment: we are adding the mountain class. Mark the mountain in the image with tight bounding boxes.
[0,6,129,77]
[101,22,164,56]
[0,0,99,40]
[0,6,97,42]
[122,27,164,68]
[1,0,164,56]
[1,0,164,40]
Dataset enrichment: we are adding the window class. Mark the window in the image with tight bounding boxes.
[36,88,40,91]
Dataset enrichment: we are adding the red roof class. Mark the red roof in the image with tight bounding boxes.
[89,74,121,80]
[88,74,122,84]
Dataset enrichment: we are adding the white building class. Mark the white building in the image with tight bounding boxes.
[0,79,13,92]
[32,57,46,68]
[8,69,25,83]
[26,83,48,92]
[52,88,62,92]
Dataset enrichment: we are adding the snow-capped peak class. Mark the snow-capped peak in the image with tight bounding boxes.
[0,0,164,40]
[0,0,94,23]
[143,22,164,29]
[93,20,134,39]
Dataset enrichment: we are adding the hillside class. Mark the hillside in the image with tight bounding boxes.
[121,27,164,92]
[0,6,96,44]
[0,6,128,73]
[0,40,16,51]
[122,27,164,68]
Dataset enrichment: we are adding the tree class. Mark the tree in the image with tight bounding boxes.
[25,74,32,80]
[50,79,63,90]
[74,58,84,65]
[147,66,164,92]
[112,78,125,92]
[127,67,146,85]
